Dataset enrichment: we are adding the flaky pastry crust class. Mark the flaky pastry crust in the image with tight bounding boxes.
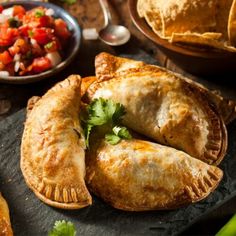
[86,139,223,211]
[85,53,228,165]
[0,193,13,236]
[21,75,92,209]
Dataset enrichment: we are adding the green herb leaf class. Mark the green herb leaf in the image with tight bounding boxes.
[86,98,125,126]
[48,220,76,236]
[84,124,93,148]
[83,98,129,147]
[35,10,45,18]
[112,126,132,139]
[105,133,121,145]
[45,42,53,49]
[216,214,236,236]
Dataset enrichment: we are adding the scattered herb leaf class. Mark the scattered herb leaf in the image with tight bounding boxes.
[35,10,45,18]
[83,98,131,147]
[48,220,76,236]
[105,133,121,145]
[112,126,132,139]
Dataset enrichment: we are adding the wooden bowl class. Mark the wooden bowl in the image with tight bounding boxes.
[128,0,236,76]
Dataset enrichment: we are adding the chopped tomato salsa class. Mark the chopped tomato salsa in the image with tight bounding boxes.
[0,5,70,76]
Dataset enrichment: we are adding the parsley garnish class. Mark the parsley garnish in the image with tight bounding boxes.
[83,98,132,147]
[105,126,132,145]
[48,220,76,236]
[35,10,45,18]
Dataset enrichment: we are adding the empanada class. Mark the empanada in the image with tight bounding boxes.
[92,53,236,125]
[86,139,223,211]
[85,53,229,165]
[0,193,13,236]
[21,75,92,209]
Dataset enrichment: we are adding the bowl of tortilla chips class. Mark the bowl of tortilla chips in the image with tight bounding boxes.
[129,0,236,75]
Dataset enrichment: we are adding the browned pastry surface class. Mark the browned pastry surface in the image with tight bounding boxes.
[85,53,228,165]
[0,193,13,236]
[21,75,92,209]
[86,139,223,211]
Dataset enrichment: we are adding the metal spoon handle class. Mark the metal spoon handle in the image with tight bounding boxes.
[99,0,112,27]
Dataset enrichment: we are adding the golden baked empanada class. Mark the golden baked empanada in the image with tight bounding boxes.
[21,75,92,209]
[86,139,223,211]
[0,193,13,236]
[92,53,236,125]
[85,53,228,165]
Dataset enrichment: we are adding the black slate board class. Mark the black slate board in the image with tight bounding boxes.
[1,49,236,236]
[0,106,236,236]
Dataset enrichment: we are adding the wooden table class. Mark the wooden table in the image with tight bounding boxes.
[0,0,236,235]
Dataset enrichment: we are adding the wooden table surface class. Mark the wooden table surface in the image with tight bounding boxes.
[0,0,236,235]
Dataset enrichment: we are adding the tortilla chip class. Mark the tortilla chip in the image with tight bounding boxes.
[228,0,236,46]
[137,0,149,17]
[144,10,166,39]
[150,0,217,38]
[170,33,236,52]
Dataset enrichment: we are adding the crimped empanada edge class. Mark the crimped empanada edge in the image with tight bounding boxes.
[86,163,223,212]
[86,68,228,165]
[20,75,93,210]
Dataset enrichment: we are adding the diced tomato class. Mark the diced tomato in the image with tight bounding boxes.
[0,25,18,47]
[0,5,3,13]
[31,28,54,45]
[31,41,45,57]
[18,25,31,37]
[31,57,52,73]
[22,7,53,28]
[0,26,18,46]
[0,62,5,70]
[13,5,26,19]
[8,38,30,56]
[0,51,13,65]
[39,15,53,27]
[54,19,71,40]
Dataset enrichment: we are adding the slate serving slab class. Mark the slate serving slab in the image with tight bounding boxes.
[0,105,236,236]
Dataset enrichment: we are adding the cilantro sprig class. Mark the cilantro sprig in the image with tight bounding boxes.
[48,220,76,236]
[83,98,132,147]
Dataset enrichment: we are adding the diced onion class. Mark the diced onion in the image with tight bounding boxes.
[0,71,10,77]
[14,61,20,72]
[13,54,21,62]
[46,51,62,67]
[2,7,13,17]
[45,8,54,16]
[30,38,37,45]
[82,28,99,40]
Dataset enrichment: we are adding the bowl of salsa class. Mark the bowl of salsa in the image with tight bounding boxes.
[0,1,81,83]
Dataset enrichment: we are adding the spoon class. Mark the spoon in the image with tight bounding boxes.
[98,0,131,46]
